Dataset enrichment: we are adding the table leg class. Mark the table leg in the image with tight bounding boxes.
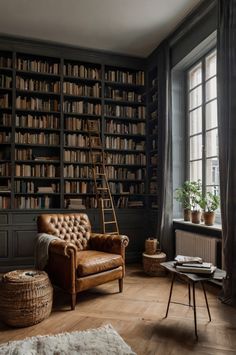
[201,281,211,322]
[188,283,191,306]
[164,273,176,318]
[192,282,198,340]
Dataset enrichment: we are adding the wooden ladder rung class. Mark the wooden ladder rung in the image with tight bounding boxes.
[103,208,113,211]
[97,187,109,190]
[104,221,116,224]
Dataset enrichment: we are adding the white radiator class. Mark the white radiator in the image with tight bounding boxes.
[175,229,218,265]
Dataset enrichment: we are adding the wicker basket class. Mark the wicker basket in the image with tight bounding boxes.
[0,270,53,327]
[143,252,166,276]
[145,238,158,255]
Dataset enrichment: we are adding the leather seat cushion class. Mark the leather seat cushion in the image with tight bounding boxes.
[76,250,123,277]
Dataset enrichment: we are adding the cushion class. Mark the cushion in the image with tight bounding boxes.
[76,250,123,277]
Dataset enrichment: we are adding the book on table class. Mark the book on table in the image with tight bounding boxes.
[176,264,216,275]
[174,255,203,265]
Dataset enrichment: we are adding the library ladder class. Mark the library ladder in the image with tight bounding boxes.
[88,120,119,235]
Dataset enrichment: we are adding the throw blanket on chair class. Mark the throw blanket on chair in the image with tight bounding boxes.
[35,233,59,270]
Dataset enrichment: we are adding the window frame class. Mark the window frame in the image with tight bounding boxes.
[186,48,219,202]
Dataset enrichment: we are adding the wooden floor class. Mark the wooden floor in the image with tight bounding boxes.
[1,264,236,354]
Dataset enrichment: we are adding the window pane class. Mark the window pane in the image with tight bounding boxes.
[206,129,218,157]
[206,51,216,79]
[189,86,202,110]
[206,77,217,102]
[206,100,218,129]
[189,63,202,89]
[190,160,202,181]
[190,134,202,160]
[206,158,219,185]
[189,107,202,135]
[206,185,220,195]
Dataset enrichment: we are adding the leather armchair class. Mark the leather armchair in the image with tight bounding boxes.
[37,213,129,310]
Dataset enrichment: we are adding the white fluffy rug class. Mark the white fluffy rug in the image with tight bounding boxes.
[0,324,136,355]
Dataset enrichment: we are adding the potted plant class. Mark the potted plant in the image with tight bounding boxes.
[199,192,220,226]
[189,180,202,224]
[175,181,192,221]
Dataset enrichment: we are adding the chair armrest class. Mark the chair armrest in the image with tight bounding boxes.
[48,239,77,294]
[49,239,77,258]
[90,233,129,257]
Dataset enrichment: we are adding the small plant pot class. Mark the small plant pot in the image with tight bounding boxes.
[191,210,201,224]
[204,211,215,226]
[183,209,191,221]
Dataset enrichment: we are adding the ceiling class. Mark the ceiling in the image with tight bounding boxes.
[0,0,202,57]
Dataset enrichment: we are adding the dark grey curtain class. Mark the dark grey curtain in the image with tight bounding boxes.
[156,42,174,260]
[218,0,236,305]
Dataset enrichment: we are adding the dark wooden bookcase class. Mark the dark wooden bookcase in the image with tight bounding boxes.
[0,37,155,270]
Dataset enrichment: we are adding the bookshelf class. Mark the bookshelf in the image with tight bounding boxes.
[0,48,148,212]
[0,36,156,270]
[147,65,159,210]
[0,51,13,209]
[104,65,146,208]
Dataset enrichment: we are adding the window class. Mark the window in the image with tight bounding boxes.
[187,50,220,200]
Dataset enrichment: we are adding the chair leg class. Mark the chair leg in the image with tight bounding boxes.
[119,279,123,293]
[71,293,76,310]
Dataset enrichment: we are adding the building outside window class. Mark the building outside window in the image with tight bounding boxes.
[187,50,220,210]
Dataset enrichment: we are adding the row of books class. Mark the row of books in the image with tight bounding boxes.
[104,87,143,102]
[15,196,53,209]
[105,136,145,151]
[14,181,59,193]
[105,120,145,135]
[104,70,144,86]
[0,196,10,208]
[15,164,59,177]
[106,166,145,180]
[63,82,101,98]
[16,96,59,112]
[63,101,101,115]
[0,113,11,126]
[15,114,60,129]
[16,58,59,75]
[104,105,146,119]
[106,153,146,165]
[63,64,101,80]
[0,75,12,89]
[16,77,60,93]
[15,132,60,145]
[0,132,11,143]
[64,181,93,194]
[109,182,145,194]
[64,117,99,131]
[64,165,91,178]
[0,93,10,108]
[0,163,11,176]
[0,56,12,68]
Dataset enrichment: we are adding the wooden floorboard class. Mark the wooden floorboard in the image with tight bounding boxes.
[0,264,236,354]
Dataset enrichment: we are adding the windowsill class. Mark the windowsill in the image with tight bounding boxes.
[173,218,222,232]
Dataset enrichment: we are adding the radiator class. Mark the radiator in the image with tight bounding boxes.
[175,229,218,265]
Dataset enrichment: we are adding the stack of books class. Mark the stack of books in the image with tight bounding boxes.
[127,200,143,208]
[174,255,216,274]
[67,198,86,210]
[37,186,54,193]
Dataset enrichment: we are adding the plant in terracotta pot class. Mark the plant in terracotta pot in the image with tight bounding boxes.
[174,181,192,221]
[189,180,202,224]
[199,192,220,226]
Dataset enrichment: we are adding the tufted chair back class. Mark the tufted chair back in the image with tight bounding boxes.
[37,213,91,250]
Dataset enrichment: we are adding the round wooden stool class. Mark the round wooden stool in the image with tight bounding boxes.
[142,252,166,276]
[0,270,53,327]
